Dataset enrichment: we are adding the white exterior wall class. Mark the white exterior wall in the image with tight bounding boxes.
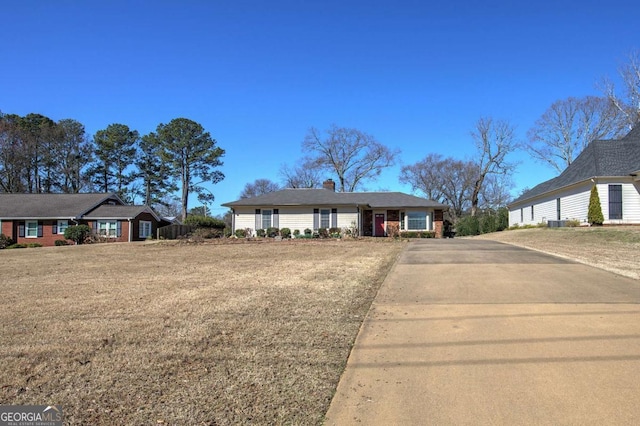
[598,179,640,224]
[509,178,640,227]
[624,181,640,222]
[232,206,359,235]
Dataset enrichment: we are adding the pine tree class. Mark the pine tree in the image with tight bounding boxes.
[588,185,604,225]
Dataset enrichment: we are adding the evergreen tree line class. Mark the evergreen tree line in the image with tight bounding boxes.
[0,112,224,221]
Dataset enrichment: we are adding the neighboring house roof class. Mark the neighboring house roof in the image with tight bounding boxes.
[222,189,448,209]
[511,126,640,206]
[0,193,123,219]
[84,205,161,221]
[0,193,161,221]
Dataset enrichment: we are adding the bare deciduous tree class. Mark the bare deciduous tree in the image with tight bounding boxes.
[526,96,626,173]
[239,178,280,199]
[602,50,640,129]
[400,154,476,221]
[279,162,322,188]
[470,117,517,217]
[303,125,399,192]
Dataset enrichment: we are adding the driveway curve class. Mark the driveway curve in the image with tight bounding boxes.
[325,239,640,425]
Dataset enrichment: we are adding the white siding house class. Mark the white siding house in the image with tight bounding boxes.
[222,180,448,237]
[509,127,640,226]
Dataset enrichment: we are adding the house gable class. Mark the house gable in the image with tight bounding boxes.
[509,126,640,226]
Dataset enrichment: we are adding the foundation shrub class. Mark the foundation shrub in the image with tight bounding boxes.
[0,234,14,249]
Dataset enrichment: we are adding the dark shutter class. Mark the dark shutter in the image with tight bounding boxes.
[37,223,43,237]
[273,209,279,228]
[18,222,25,238]
[116,221,122,237]
[91,221,97,234]
[313,208,319,229]
[52,223,58,234]
[255,209,261,230]
[331,208,337,228]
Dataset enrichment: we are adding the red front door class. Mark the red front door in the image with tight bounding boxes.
[374,214,385,236]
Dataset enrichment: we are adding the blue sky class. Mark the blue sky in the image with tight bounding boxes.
[2,0,638,215]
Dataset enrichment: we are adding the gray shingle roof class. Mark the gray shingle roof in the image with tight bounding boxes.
[511,126,640,205]
[83,204,158,220]
[0,193,122,219]
[222,189,448,209]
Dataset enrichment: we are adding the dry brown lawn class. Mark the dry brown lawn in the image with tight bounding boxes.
[0,239,406,425]
[475,226,640,279]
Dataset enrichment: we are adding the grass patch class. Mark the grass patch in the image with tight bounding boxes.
[477,226,640,279]
[0,239,406,424]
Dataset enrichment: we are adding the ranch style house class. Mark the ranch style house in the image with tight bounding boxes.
[508,126,640,226]
[0,193,166,246]
[222,179,449,238]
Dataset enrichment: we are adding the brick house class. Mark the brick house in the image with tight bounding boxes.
[222,179,448,238]
[0,193,167,246]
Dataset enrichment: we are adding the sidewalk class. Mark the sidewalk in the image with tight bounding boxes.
[324,239,640,425]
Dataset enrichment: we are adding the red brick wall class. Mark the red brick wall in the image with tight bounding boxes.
[12,220,73,247]
[79,220,130,243]
[1,220,13,239]
[434,209,444,238]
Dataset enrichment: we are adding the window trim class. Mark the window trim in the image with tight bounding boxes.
[98,220,118,237]
[406,211,427,230]
[57,220,69,235]
[25,220,38,238]
[608,184,623,220]
[139,220,152,238]
[320,209,331,229]
[262,209,272,229]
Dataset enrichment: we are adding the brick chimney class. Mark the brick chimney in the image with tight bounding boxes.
[323,179,336,191]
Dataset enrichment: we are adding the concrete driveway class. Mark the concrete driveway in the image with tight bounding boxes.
[325,239,640,425]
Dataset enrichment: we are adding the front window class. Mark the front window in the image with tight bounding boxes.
[57,220,69,235]
[26,221,38,238]
[139,221,152,238]
[98,220,117,237]
[262,210,272,229]
[609,185,622,220]
[320,209,330,228]
[406,212,427,230]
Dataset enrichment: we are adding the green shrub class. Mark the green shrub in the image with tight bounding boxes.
[183,215,226,229]
[588,185,604,225]
[280,228,291,238]
[480,214,497,234]
[399,231,435,238]
[496,207,509,231]
[327,227,341,238]
[55,239,69,246]
[26,243,42,248]
[456,216,480,236]
[234,229,247,238]
[256,229,266,237]
[565,219,581,227]
[64,225,91,245]
[6,243,27,249]
[0,234,14,249]
[266,227,279,238]
[304,228,312,236]
[317,228,329,238]
[293,229,300,237]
